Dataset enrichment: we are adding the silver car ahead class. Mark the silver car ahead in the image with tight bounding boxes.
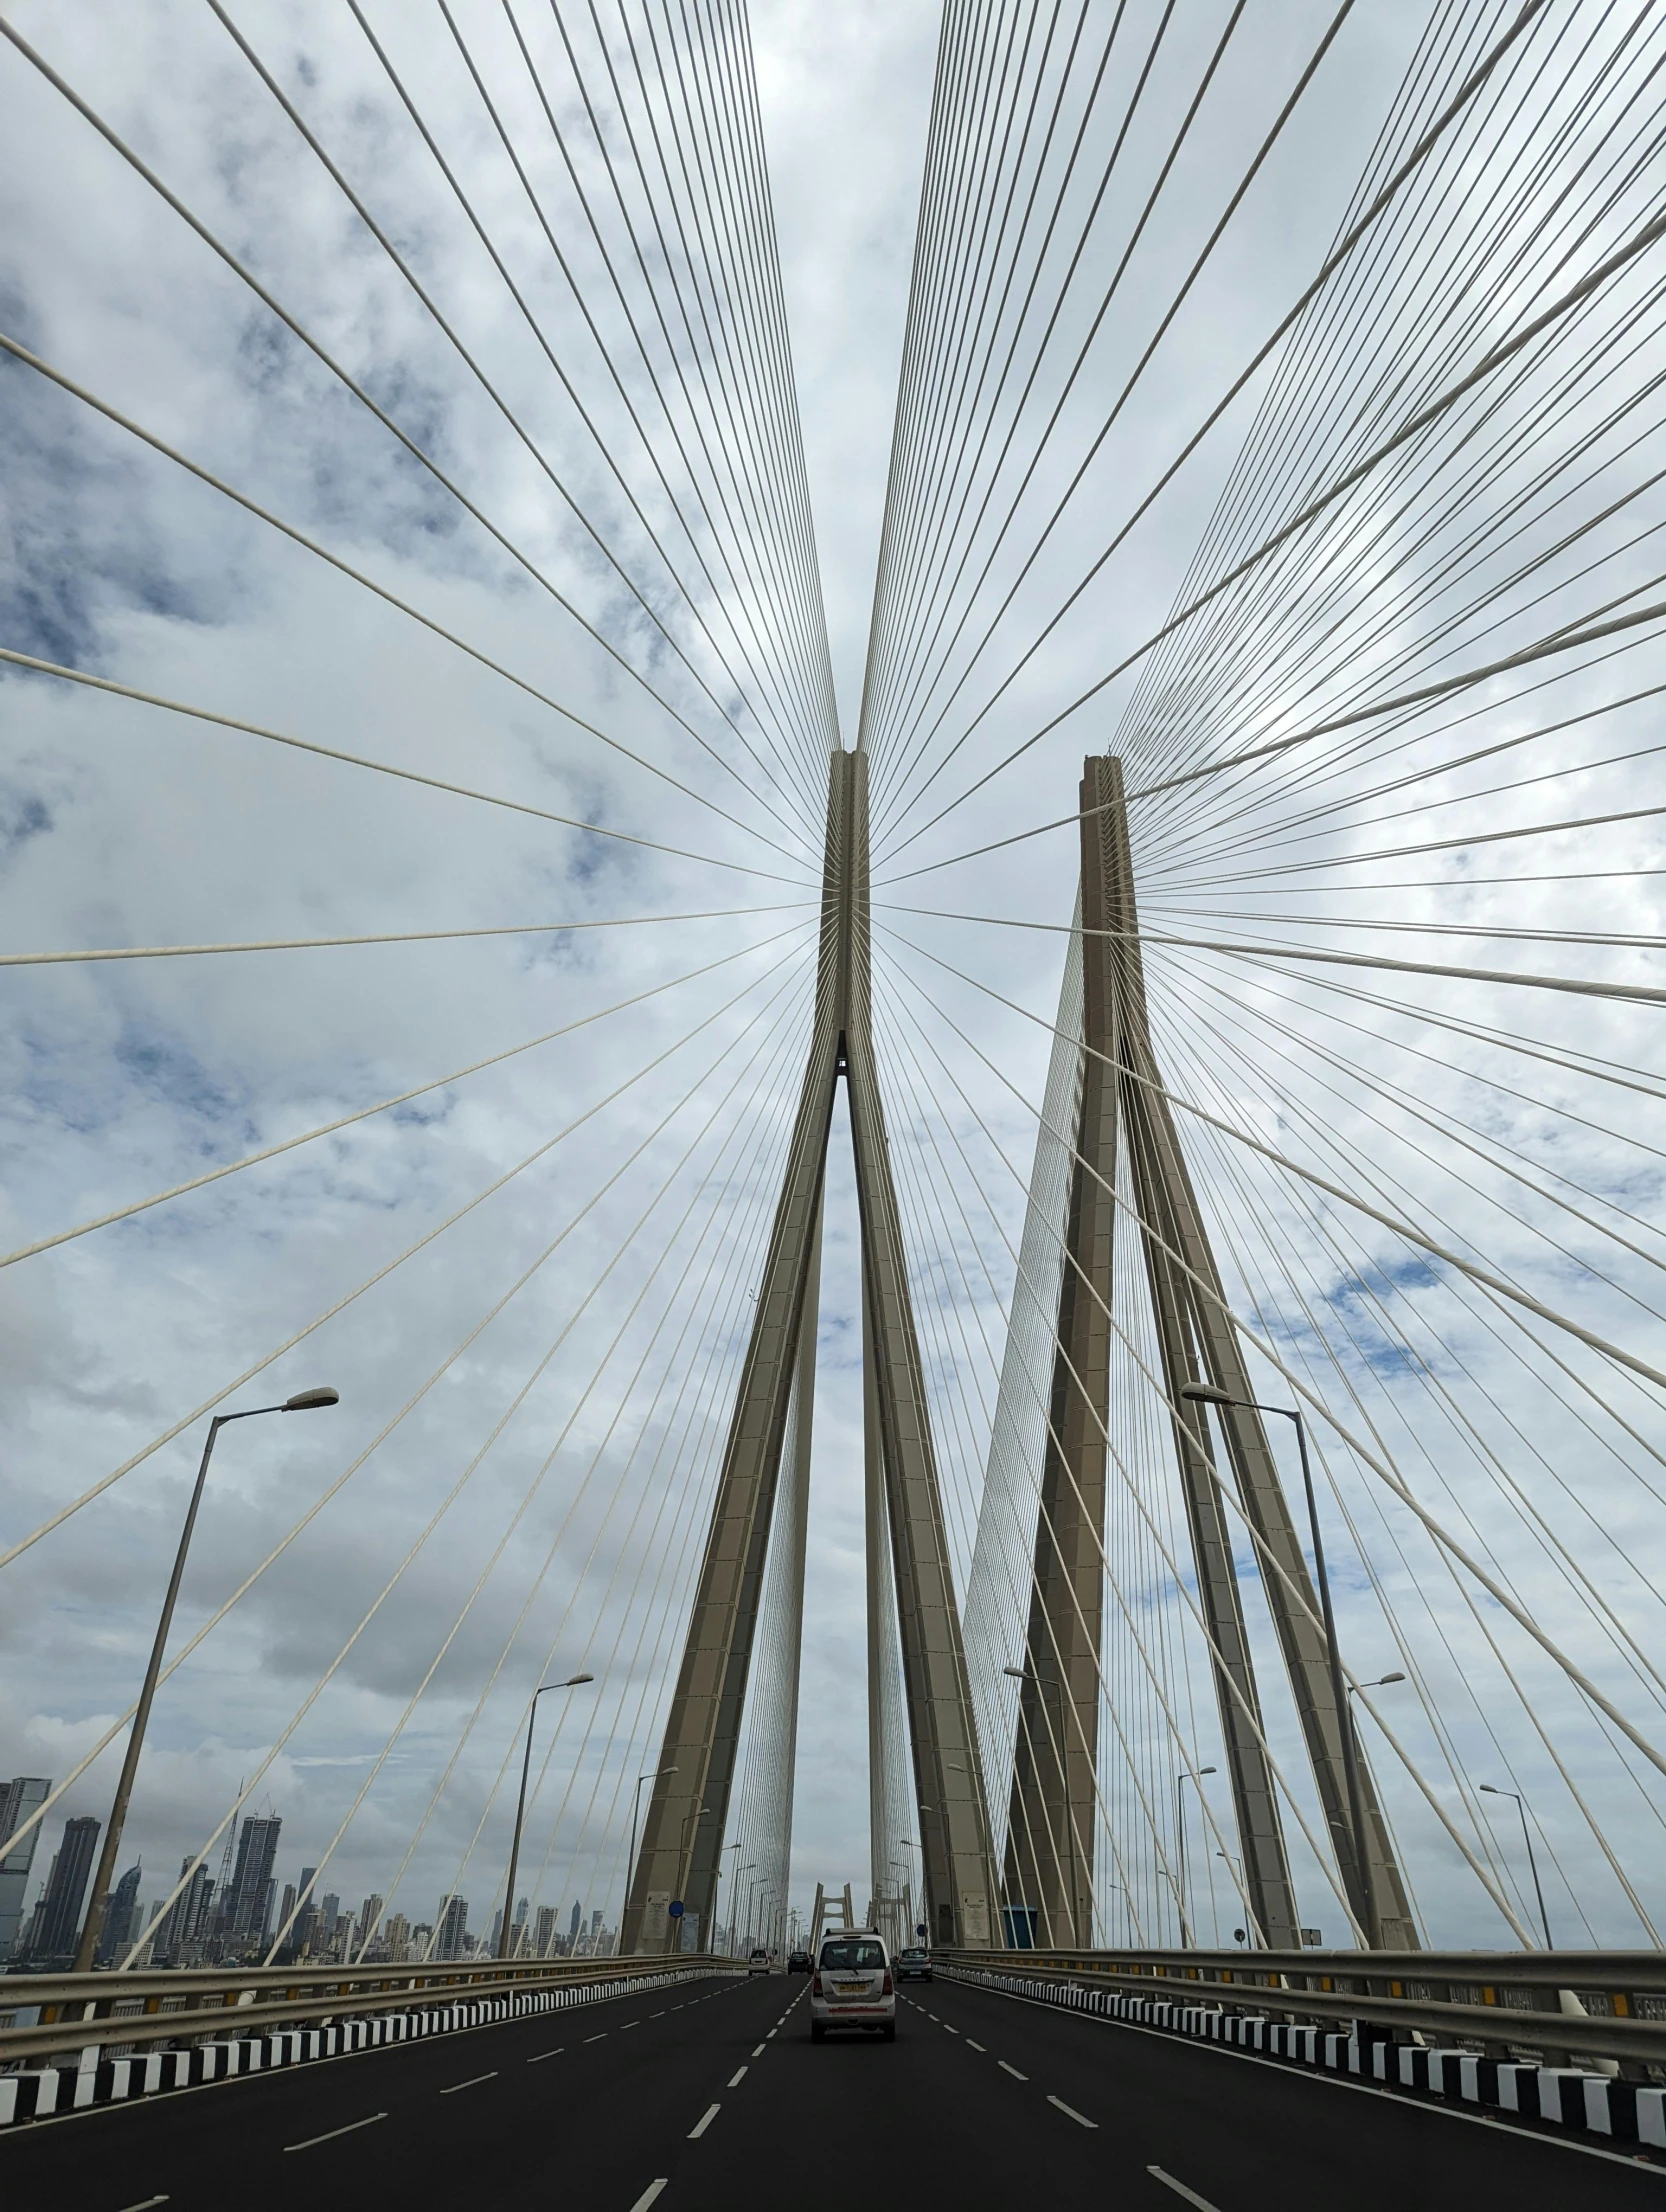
[810,1932,896,2041]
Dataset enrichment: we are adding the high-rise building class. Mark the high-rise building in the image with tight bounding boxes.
[222,1816,282,1947]
[354,1894,383,1956]
[320,1892,340,1927]
[568,1899,582,1944]
[151,1860,216,1966]
[436,1895,468,1961]
[590,1908,603,1939]
[532,1904,557,1958]
[0,1778,50,1959]
[96,1863,143,1966]
[26,1816,100,1966]
[279,1881,297,1934]
[383,1912,411,1962]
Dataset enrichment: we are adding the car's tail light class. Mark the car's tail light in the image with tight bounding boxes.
[882,1970,894,1995]
[812,1972,823,1995]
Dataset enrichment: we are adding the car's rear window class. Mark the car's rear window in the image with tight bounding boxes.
[820,1940,885,1970]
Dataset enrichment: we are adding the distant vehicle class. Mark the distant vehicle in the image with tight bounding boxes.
[810,1931,895,2041]
[747,1946,772,1976]
[787,1949,812,1974]
[895,1946,932,1982]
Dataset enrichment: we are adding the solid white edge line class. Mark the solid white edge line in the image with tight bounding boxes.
[1048,2095,1097,2129]
[283,2112,387,2152]
[439,2070,498,2094]
[688,2102,721,2139]
[627,2183,669,2212]
[1149,2165,1221,2210]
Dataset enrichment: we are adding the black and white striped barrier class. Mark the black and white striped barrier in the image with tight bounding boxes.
[942,1966,1666,2152]
[0,1963,719,2127]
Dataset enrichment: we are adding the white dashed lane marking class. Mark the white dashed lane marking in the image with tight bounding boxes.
[942,2023,959,2035]
[628,2183,668,2212]
[966,2039,985,2052]
[752,2043,767,2056]
[1048,2095,1096,2129]
[117,2200,170,2210]
[440,2072,497,2095]
[1148,2168,1220,2211]
[728,2066,748,2087]
[527,2047,563,2064]
[283,2113,387,2153]
[998,2061,1028,2081]
[584,2033,609,2044]
[688,2104,721,2139]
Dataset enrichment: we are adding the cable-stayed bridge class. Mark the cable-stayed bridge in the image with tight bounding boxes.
[3,2,1666,2204]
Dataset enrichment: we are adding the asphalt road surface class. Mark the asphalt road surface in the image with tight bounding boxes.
[3,1970,1659,2210]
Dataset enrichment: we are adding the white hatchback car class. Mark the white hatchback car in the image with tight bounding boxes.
[809,1931,896,2041]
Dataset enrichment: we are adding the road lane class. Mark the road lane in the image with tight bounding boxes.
[5,1968,1659,2210]
[905,1977,1664,2211]
[0,1972,767,2212]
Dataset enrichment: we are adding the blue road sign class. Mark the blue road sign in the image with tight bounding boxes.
[668,1899,685,1919]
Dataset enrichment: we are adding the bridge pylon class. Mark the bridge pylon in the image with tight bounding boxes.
[622,750,999,1957]
[1004,758,1415,1950]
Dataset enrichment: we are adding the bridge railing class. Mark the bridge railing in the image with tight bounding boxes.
[0,1952,731,2068]
[937,1947,1666,2073]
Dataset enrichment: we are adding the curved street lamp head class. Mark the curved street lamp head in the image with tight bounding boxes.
[559,1672,595,1687]
[1180,1384,1235,1407]
[283,1386,340,1410]
[1198,1765,1217,1777]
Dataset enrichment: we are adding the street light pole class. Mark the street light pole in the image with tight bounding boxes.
[625,1765,678,1949]
[1182,1385,1379,1947]
[731,1863,754,1958]
[1481,1784,1553,1949]
[499,1673,595,1959]
[675,1804,711,1946]
[727,1841,744,1955]
[1003,1661,1081,1943]
[1175,1767,1217,1948]
[74,1387,340,1974]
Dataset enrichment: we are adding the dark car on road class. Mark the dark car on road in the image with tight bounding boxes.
[788,1949,812,1973]
[895,1946,933,1982]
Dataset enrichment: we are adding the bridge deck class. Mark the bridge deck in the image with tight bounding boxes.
[2,1972,1654,2209]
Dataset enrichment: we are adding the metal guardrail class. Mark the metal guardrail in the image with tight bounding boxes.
[937,1947,1666,2073]
[0,1952,731,2067]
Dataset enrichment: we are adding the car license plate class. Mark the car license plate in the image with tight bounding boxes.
[834,1980,867,1995]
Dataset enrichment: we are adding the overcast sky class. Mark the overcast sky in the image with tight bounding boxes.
[4,0,1665,1964]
